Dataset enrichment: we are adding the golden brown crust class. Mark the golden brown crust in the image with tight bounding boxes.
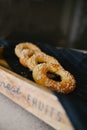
[15,42,41,67]
[33,63,76,94]
[26,52,60,71]
[15,42,41,58]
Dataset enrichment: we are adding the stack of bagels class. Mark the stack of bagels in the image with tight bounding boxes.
[15,42,76,94]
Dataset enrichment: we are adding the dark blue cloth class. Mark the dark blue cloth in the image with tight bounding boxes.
[1,40,87,130]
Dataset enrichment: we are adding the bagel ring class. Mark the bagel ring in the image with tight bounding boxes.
[15,42,41,67]
[27,52,61,71]
[33,63,76,94]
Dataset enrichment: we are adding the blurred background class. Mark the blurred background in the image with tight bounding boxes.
[0,0,87,50]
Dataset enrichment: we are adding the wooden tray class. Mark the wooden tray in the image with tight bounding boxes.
[0,65,74,130]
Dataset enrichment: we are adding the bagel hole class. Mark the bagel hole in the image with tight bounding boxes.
[47,71,61,82]
[37,61,46,64]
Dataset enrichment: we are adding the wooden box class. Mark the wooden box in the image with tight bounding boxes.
[0,65,74,130]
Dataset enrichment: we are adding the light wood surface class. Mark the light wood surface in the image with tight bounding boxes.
[0,65,74,130]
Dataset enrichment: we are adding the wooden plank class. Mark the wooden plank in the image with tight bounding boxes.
[0,66,74,130]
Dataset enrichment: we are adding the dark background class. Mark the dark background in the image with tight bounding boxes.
[0,0,87,50]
